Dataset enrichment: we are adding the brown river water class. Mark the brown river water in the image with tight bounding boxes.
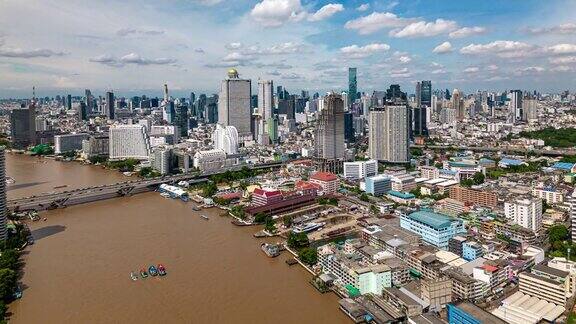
[6,154,348,324]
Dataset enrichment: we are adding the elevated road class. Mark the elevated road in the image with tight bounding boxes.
[9,161,283,212]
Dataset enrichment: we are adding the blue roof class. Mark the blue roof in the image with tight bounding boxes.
[448,161,477,168]
[388,190,415,199]
[552,162,574,171]
[479,158,495,163]
[499,158,524,166]
[406,210,457,230]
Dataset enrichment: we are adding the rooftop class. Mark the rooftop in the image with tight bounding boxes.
[405,210,458,230]
[310,171,338,182]
[388,190,415,199]
[452,302,507,324]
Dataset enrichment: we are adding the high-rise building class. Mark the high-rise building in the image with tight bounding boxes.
[257,80,273,144]
[420,81,432,107]
[348,68,357,106]
[109,125,151,160]
[0,147,6,241]
[218,69,252,139]
[10,93,37,149]
[509,90,523,121]
[105,91,115,119]
[85,89,94,114]
[268,116,278,144]
[344,111,355,143]
[412,106,428,138]
[571,190,576,243]
[78,102,88,121]
[206,95,218,124]
[452,89,464,120]
[54,133,89,154]
[314,93,345,173]
[174,103,189,137]
[369,85,410,163]
[212,124,239,155]
[415,82,422,108]
[523,98,538,121]
[152,147,171,175]
[66,94,72,110]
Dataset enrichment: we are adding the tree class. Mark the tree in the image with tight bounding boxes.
[0,250,19,271]
[254,212,268,223]
[202,182,217,197]
[298,247,318,266]
[359,193,370,202]
[472,172,485,185]
[230,205,246,219]
[283,216,293,227]
[264,217,276,233]
[0,268,16,301]
[287,232,309,249]
[549,224,569,244]
[370,205,379,215]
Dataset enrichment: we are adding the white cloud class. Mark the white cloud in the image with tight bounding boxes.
[432,41,452,54]
[389,67,411,78]
[116,28,164,37]
[0,47,67,58]
[546,43,576,55]
[431,69,446,74]
[225,42,243,50]
[398,56,411,63]
[448,26,486,38]
[308,4,344,22]
[340,43,390,58]
[549,56,576,64]
[460,40,533,57]
[53,76,77,88]
[463,67,479,73]
[194,0,224,5]
[89,53,177,66]
[517,66,545,74]
[356,3,370,11]
[430,62,443,68]
[240,42,304,55]
[250,0,342,26]
[250,0,305,27]
[486,64,498,71]
[344,12,413,35]
[390,19,458,38]
[526,23,576,35]
[550,65,574,72]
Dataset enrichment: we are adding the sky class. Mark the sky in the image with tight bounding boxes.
[0,0,576,98]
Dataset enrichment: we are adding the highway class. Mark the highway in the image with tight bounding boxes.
[8,161,283,212]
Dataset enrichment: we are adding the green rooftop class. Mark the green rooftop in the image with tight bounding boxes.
[407,210,458,230]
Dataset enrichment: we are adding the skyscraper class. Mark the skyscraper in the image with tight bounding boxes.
[78,102,88,121]
[509,90,523,121]
[105,91,115,120]
[412,106,428,138]
[85,89,94,114]
[369,85,410,163]
[258,80,273,144]
[348,67,357,106]
[452,89,464,120]
[66,94,72,110]
[218,69,252,139]
[10,91,37,149]
[315,93,345,173]
[174,103,189,137]
[420,81,432,107]
[0,147,6,241]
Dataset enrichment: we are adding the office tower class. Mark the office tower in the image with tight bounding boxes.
[348,68,357,106]
[344,111,355,143]
[206,95,218,124]
[452,89,464,120]
[0,147,5,241]
[258,80,273,144]
[109,124,151,160]
[314,92,345,173]
[504,198,543,233]
[85,89,94,113]
[212,124,239,155]
[152,147,171,175]
[174,103,189,137]
[268,117,278,144]
[218,69,252,139]
[509,90,523,121]
[66,94,72,110]
[369,85,410,163]
[420,81,432,107]
[197,94,207,119]
[415,82,422,108]
[190,92,196,113]
[523,98,538,121]
[10,92,37,149]
[161,84,175,124]
[105,91,115,119]
[571,190,576,243]
[412,106,428,137]
[150,97,159,108]
[54,133,89,154]
[78,102,88,121]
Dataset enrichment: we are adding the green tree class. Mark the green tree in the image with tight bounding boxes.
[0,249,19,271]
[254,212,268,223]
[472,172,485,185]
[298,247,318,266]
[264,217,277,233]
[230,205,246,219]
[287,232,309,249]
[0,268,17,301]
[283,216,293,227]
[202,182,217,197]
[359,193,370,202]
[370,205,379,215]
[549,224,569,244]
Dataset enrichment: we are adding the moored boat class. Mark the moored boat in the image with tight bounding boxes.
[140,269,148,278]
[157,264,167,276]
[148,265,158,276]
[201,215,209,220]
[261,243,280,257]
[130,272,138,281]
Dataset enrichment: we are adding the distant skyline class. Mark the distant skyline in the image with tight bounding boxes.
[1,0,576,97]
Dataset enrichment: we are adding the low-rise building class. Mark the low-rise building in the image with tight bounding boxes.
[310,171,339,195]
[533,186,564,204]
[55,133,89,154]
[449,185,497,208]
[504,197,543,233]
[399,210,465,249]
[462,241,483,261]
[365,175,392,196]
[193,149,226,171]
[519,264,572,306]
[343,160,377,181]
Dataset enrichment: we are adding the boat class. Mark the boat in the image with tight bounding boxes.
[53,185,68,189]
[160,192,171,199]
[192,206,201,211]
[130,272,138,281]
[140,269,148,278]
[148,265,158,276]
[292,222,326,234]
[157,264,167,276]
[261,243,280,257]
[43,218,47,221]
[201,215,209,220]
[13,285,22,299]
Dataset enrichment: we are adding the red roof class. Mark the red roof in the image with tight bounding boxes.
[310,171,338,182]
[295,180,322,191]
[483,264,498,273]
[217,192,242,200]
[253,188,282,197]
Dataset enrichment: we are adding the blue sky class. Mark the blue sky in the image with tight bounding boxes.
[0,0,575,97]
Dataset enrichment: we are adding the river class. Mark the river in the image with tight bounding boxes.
[6,154,349,324]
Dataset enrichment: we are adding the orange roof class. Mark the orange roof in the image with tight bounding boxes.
[253,188,282,197]
[295,180,322,191]
[483,264,498,272]
[310,171,338,182]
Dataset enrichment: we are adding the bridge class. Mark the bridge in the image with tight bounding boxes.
[8,161,283,212]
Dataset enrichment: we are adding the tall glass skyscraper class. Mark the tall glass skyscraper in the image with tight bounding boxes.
[348,67,357,106]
